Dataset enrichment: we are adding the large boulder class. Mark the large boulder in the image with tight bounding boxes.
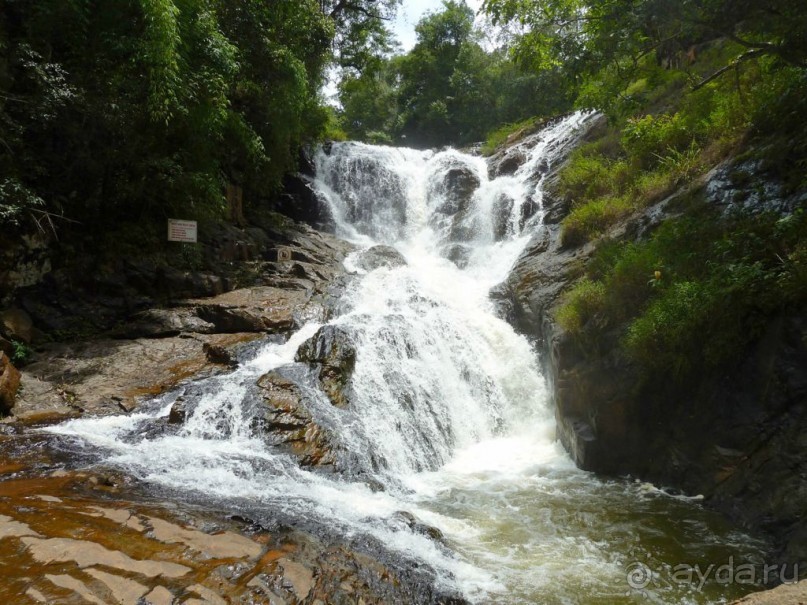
[295,325,356,408]
[253,371,336,467]
[433,166,481,217]
[353,246,407,272]
[488,148,527,179]
[0,352,21,415]
[192,287,308,334]
[0,308,34,343]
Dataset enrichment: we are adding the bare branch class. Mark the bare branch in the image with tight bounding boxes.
[692,48,765,91]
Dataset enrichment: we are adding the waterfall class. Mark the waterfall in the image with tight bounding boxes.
[46,113,766,604]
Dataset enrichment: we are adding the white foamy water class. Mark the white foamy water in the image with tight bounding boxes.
[47,113,767,604]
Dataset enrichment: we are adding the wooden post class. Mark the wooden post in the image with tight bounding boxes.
[226,183,246,227]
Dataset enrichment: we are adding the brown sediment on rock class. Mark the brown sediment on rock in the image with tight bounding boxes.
[0,458,463,605]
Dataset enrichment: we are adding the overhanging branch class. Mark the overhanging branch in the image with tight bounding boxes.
[692,48,766,90]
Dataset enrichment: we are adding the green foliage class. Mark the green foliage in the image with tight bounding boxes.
[562,196,635,247]
[556,279,607,334]
[338,1,575,147]
[565,209,807,380]
[624,281,711,378]
[481,116,543,155]
[0,180,45,228]
[555,51,807,246]
[0,0,392,249]
[11,340,33,366]
[622,113,692,168]
[485,0,807,118]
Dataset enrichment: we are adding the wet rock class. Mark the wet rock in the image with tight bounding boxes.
[203,342,237,367]
[504,116,807,571]
[0,513,40,538]
[491,193,515,240]
[447,209,478,243]
[353,245,407,272]
[392,511,446,544]
[22,536,192,578]
[0,307,33,343]
[12,333,258,419]
[85,568,149,604]
[433,166,481,216]
[443,243,473,269]
[168,397,187,424]
[277,558,315,601]
[488,282,515,324]
[274,174,335,231]
[0,460,468,605]
[488,148,527,178]
[730,580,807,604]
[254,371,336,467]
[295,325,357,408]
[0,352,21,415]
[319,148,409,240]
[143,585,175,605]
[145,515,262,559]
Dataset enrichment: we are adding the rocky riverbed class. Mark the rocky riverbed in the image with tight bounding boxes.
[0,215,466,604]
[1,119,806,603]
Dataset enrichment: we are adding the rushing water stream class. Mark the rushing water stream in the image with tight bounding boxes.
[49,114,769,604]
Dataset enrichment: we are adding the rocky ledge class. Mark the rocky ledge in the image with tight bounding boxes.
[1,217,353,423]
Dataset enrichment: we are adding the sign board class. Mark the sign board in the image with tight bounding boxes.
[277,247,293,262]
[167,219,198,243]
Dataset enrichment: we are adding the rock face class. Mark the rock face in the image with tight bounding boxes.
[0,352,21,415]
[8,217,352,340]
[488,147,527,178]
[295,325,357,408]
[193,286,307,334]
[253,371,337,467]
[502,121,807,569]
[730,580,807,604]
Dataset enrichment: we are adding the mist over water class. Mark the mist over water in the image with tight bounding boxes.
[48,113,768,604]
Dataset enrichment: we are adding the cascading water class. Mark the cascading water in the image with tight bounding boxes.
[48,113,768,604]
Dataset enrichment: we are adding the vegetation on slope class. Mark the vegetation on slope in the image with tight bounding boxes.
[484,0,807,380]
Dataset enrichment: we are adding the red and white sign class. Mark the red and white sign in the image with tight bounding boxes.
[167,219,198,243]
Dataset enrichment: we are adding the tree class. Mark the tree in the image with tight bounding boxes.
[336,0,575,147]
[483,0,807,102]
[1,0,395,242]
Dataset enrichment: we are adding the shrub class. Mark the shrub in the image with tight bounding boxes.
[561,196,634,246]
[481,116,543,155]
[622,112,692,168]
[11,340,33,366]
[567,208,807,382]
[556,278,607,334]
[624,281,711,378]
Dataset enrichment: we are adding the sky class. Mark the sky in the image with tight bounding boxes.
[393,0,485,51]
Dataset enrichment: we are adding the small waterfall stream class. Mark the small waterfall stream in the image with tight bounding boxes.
[48,114,768,604]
